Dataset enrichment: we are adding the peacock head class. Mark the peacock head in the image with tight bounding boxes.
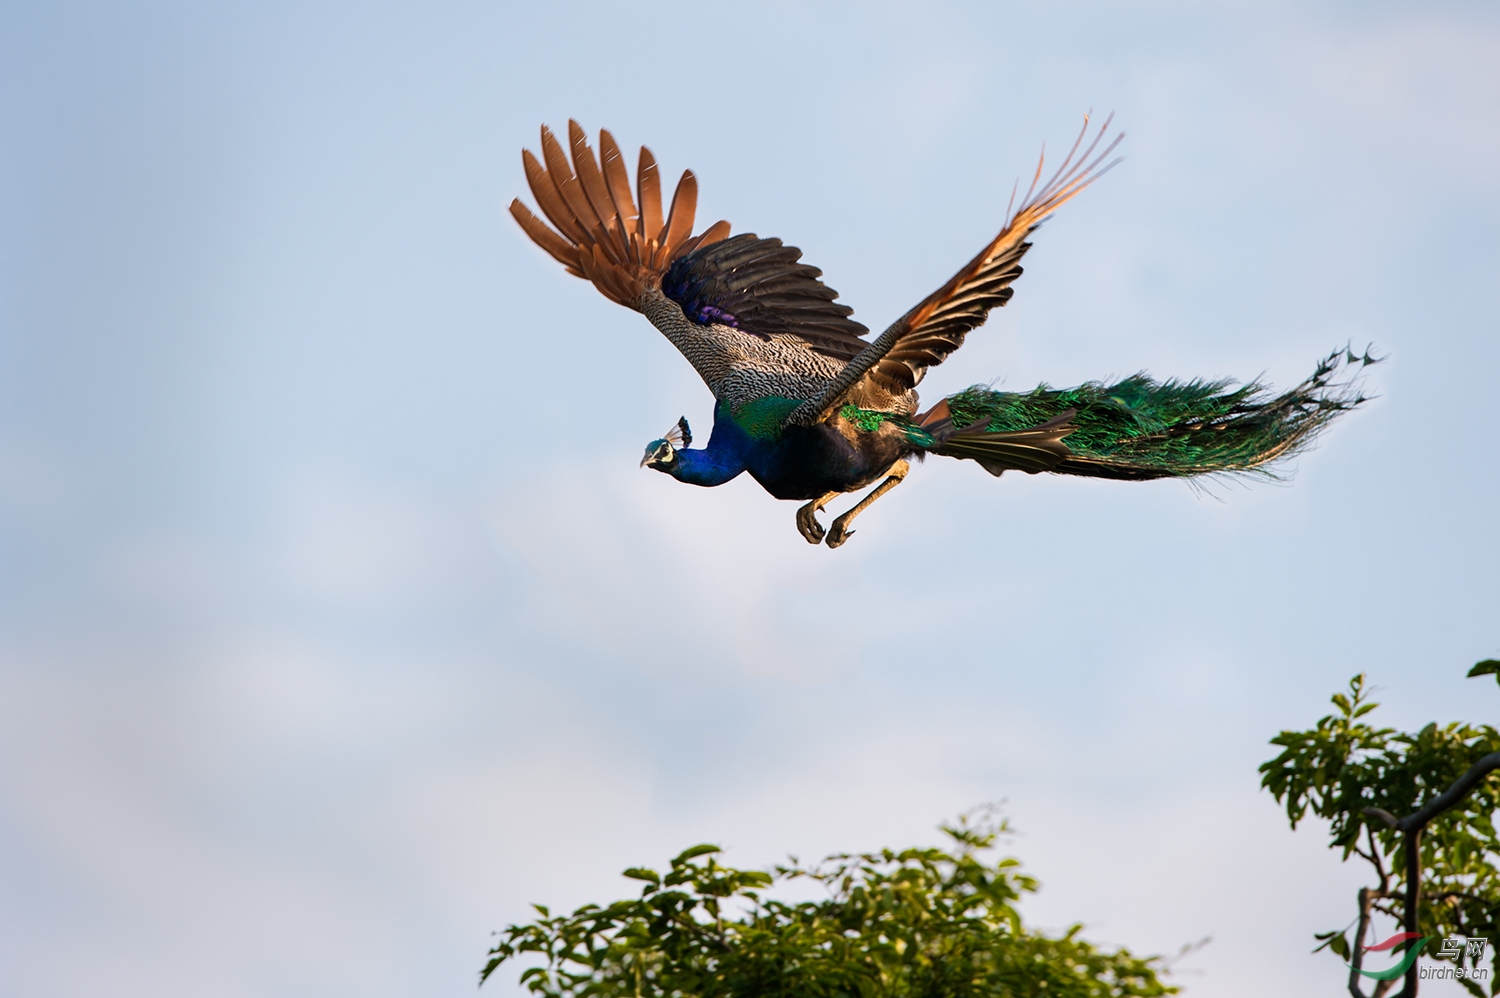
[640,417,692,471]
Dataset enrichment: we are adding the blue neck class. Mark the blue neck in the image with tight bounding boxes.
[663,407,753,487]
[670,447,746,487]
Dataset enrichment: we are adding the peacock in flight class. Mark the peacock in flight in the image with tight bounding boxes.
[509,118,1374,548]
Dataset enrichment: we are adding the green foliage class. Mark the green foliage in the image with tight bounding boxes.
[482,812,1175,998]
[1260,670,1500,992]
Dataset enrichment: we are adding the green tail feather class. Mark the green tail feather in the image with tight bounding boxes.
[933,347,1378,479]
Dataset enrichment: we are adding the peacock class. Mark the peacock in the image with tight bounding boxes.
[509,118,1373,548]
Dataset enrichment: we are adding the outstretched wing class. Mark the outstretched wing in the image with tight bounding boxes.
[786,115,1123,425]
[508,121,731,308]
[510,122,870,397]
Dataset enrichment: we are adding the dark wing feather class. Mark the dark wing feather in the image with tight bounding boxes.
[786,115,1123,424]
[659,234,870,362]
[509,121,730,309]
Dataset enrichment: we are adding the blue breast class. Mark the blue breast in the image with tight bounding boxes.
[671,404,903,501]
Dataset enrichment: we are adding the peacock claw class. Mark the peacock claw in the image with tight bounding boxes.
[825,518,855,548]
[795,500,826,544]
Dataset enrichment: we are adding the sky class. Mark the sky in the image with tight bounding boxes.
[1,1,1497,995]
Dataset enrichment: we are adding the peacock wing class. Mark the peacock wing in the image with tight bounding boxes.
[784,115,1123,426]
[511,122,869,401]
[658,233,870,363]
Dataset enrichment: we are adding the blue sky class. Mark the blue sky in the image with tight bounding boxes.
[1,2,1497,995]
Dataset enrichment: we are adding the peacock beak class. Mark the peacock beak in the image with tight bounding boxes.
[641,439,672,468]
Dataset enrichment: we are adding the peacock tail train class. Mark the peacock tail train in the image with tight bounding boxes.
[918,347,1378,480]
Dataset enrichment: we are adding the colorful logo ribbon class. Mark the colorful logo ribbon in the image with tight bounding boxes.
[1353,933,1430,981]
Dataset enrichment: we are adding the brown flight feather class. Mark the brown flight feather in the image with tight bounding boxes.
[521,150,587,245]
[636,147,663,243]
[539,127,602,235]
[568,122,618,237]
[659,171,698,266]
[510,120,728,309]
[598,131,638,233]
[788,114,1123,425]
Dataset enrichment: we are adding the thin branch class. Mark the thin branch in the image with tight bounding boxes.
[1368,824,1390,895]
[1396,752,1500,832]
[1425,889,1490,904]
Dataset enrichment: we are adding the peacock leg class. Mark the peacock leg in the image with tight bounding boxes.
[825,460,910,549]
[795,491,842,545]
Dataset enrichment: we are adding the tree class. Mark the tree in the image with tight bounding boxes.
[1260,661,1500,997]
[481,809,1175,997]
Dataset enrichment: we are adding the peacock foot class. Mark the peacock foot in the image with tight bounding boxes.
[825,514,856,549]
[795,499,827,544]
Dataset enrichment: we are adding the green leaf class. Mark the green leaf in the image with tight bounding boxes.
[1467,659,1500,686]
[1312,930,1352,958]
[671,844,721,864]
[621,867,660,884]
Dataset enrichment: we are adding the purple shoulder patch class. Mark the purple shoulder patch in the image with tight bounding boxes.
[690,303,740,328]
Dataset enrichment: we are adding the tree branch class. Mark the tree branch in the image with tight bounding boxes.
[1396,752,1500,833]
[1369,824,1390,895]
[1425,889,1489,904]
